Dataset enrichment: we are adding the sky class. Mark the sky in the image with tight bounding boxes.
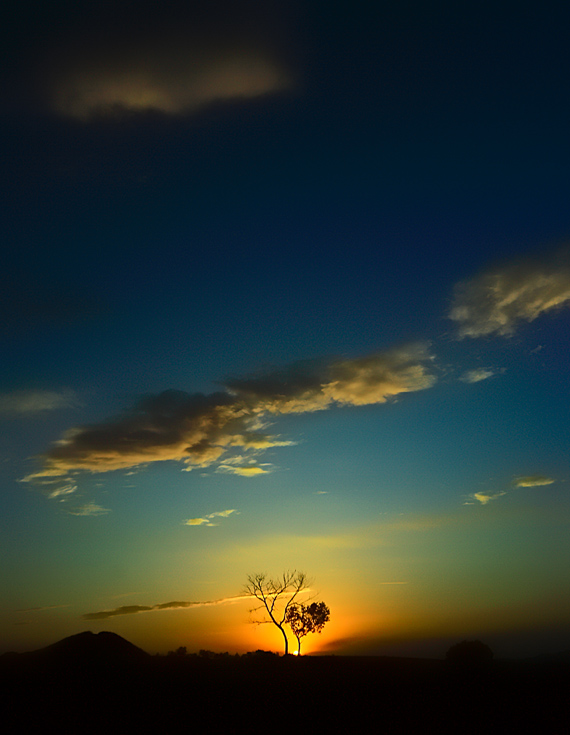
[1,0,569,658]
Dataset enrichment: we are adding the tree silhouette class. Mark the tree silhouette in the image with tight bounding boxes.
[244,571,309,655]
[285,601,330,655]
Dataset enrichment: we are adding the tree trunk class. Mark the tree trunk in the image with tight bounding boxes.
[277,623,289,655]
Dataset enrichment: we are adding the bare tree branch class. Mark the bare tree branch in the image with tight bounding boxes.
[244,570,310,655]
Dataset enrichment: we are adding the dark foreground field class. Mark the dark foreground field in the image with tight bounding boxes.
[1,632,568,733]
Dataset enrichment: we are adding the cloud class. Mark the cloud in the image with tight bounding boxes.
[449,253,570,337]
[513,475,556,487]
[83,605,154,620]
[211,509,238,518]
[459,368,495,383]
[185,518,212,526]
[82,593,252,620]
[184,509,238,527]
[67,502,111,516]
[471,490,507,505]
[52,55,289,120]
[0,389,75,416]
[39,4,292,120]
[24,344,437,494]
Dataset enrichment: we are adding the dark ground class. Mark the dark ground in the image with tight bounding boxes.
[1,632,568,733]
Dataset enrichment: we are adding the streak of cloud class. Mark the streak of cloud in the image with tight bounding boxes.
[15,604,70,612]
[82,593,253,620]
[0,389,75,416]
[24,344,437,494]
[66,502,111,516]
[513,475,556,487]
[217,465,268,477]
[449,252,570,338]
[47,483,77,499]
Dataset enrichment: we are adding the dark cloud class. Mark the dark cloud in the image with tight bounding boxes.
[83,604,154,620]
[24,344,436,487]
[82,593,252,620]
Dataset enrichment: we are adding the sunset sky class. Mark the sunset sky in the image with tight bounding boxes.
[1,1,569,658]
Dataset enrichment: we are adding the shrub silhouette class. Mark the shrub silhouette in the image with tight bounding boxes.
[446,640,493,667]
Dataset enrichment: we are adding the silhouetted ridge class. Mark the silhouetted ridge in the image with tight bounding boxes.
[38,630,150,663]
[529,649,570,663]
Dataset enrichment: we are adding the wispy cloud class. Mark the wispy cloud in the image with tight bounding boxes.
[184,509,238,527]
[67,502,111,516]
[15,604,70,612]
[82,593,252,620]
[0,389,75,416]
[449,252,570,337]
[47,483,77,499]
[513,475,556,487]
[459,368,496,383]
[24,344,437,495]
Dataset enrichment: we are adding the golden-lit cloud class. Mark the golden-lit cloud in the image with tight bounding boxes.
[0,389,75,415]
[449,253,570,337]
[24,344,437,496]
[51,52,290,120]
[39,3,293,120]
[184,509,238,527]
[217,465,268,477]
[513,475,556,487]
[227,343,436,413]
[82,594,252,620]
[323,345,436,406]
[459,368,495,383]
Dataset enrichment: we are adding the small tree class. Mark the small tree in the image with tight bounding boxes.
[285,601,330,655]
[245,571,309,655]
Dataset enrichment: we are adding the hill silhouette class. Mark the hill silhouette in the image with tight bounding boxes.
[36,630,150,664]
